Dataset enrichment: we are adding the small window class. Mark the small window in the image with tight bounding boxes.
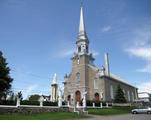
[86,46,88,53]
[76,73,80,82]
[77,58,80,64]
[94,79,98,89]
[78,46,81,52]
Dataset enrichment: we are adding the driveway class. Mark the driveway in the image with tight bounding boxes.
[80,114,151,120]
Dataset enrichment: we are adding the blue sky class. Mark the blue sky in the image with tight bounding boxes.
[0,0,151,98]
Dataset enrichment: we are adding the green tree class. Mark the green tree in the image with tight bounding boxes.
[17,91,23,101]
[114,84,127,103]
[0,51,13,100]
[28,94,40,101]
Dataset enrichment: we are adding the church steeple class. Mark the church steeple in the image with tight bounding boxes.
[76,5,89,55]
[79,6,85,36]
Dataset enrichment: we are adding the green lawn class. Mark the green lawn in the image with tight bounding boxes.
[0,112,86,120]
[88,106,135,115]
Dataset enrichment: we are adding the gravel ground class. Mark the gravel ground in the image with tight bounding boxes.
[78,114,151,120]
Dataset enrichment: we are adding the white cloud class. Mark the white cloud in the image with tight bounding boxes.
[137,64,151,74]
[133,30,151,46]
[58,49,74,58]
[90,50,99,57]
[101,26,111,32]
[125,25,151,74]
[137,81,151,93]
[126,47,151,61]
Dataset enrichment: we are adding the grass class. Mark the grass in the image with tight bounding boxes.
[88,106,135,115]
[0,112,89,120]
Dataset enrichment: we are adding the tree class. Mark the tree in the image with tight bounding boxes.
[17,91,23,101]
[28,94,40,101]
[0,51,13,100]
[114,84,127,103]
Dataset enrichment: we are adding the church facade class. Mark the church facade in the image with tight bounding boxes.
[63,6,138,104]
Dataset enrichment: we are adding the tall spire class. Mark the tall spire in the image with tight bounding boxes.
[75,2,89,55]
[77,4,89,43]
[79,6,85,33]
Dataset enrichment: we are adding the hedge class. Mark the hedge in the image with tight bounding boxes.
[0,100,16,106]
[43,101,58,106]
[21,100,40,106]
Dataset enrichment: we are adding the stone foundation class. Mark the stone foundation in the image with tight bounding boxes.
[0,106,69,114]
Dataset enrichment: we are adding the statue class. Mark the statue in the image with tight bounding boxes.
[16,97,20,107]
[82,91,87,108]
[39,95,44,107]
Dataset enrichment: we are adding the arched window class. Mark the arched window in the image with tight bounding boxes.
[86,45,88,53]
[78,46,81,52]
[76,73,80,82]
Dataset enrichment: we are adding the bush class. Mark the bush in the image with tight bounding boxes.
[62,101,66,105]
[95,101,100,107]
[43,101,58,106]
[86,100,93,106]
[0,100,16,105]
[21,100,40,105]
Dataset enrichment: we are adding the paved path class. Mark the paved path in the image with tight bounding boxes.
[77,114,151,120]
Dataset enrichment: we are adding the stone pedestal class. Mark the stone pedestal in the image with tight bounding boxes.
[16,97,20,107]
[58,96,62,107]
[76,102,80,108]
[93,103,95,108]
[67,101,70,107]
[40,101,43,107]
[39,96,44,107]
[106,103,108,108]
[100,102,102,108]
[82,92,87,108]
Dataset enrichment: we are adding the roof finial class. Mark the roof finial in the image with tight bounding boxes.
[80,0,83,7]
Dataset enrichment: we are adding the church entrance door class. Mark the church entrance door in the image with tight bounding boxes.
[75,91,81,102]
[95,93,100,102]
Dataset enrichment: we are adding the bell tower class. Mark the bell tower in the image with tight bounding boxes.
[50,73,58,102]
[76,6,89,55]
[69,5,95,102]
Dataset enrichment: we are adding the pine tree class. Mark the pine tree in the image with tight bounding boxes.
[0,51,13,99]
[114,84,127,103]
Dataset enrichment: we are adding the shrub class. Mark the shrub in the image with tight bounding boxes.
[62,101,66,105]
[21,100,40,105]
[0,100,16,105]
[86,100,93,106]
[43,101,58,106]
[95,101,100,107]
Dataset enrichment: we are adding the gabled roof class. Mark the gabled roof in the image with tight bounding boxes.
[88,64,136,88]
